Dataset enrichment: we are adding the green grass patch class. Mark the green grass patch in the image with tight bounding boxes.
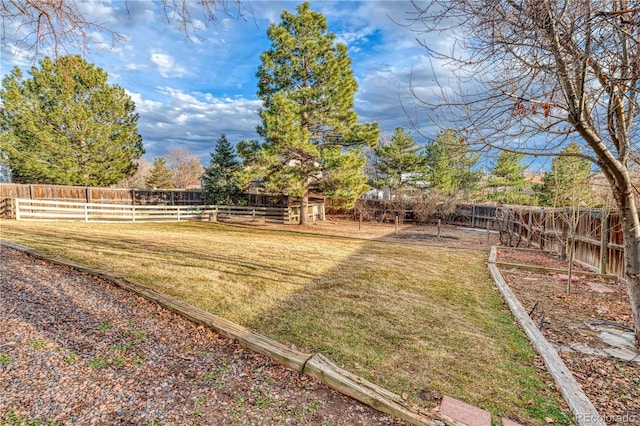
[3,411,61,426]
[0,220,570,424]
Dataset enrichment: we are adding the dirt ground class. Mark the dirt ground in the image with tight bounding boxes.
[3,218,637,425]
[232,218,502,249]
[498,249,639,425]
[0,246,407,426]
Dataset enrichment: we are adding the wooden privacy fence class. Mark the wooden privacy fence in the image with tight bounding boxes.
[350,200,630,278]
[0,183,203,206]
[450,204,628,278]
[13,199,292,223]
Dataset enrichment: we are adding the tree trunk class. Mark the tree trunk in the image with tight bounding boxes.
[299,193,309,225]
[620,197,640,347]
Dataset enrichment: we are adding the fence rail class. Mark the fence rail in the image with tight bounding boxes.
[453,204,628,278]
[348,200,630,279]
[13,199,291,223]
[0,183,203,206]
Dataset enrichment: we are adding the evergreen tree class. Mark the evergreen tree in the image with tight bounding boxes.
[486,151,531,204]
[249,2,379,223]
[202,134,244,205]
[0,55,143,185]
[145,157,175,189]
[373,127,428,198]
[424,130,482,199]
[535,142,594,207]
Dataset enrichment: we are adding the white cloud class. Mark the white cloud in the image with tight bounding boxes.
[149,50,188,78]
[129,87,262,163]
[77,1,118,24]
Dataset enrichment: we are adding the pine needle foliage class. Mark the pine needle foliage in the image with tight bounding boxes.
[145,157,175,189]
[247,2,378,221]
[202,134,245,205]
[373,127,429,197]
[535,142,594,207]
[0,55,143,185]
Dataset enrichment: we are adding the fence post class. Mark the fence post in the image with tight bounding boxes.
[540,209,546,250]
[132,205,136,222]
[15,199,20,220]
[527,208,533,247]
[177,207,181,222]
[599,213,610,274]
[84,204,89,222]
[471,205,476,227]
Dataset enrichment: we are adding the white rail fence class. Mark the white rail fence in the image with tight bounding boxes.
[12,198,326,224]
[13,199,291,223]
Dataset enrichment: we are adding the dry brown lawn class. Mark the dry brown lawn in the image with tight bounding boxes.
[0,219,570,424]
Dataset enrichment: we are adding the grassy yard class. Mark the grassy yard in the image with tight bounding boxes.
[0,220,571,424]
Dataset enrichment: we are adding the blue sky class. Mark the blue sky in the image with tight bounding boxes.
[2,1,450,167]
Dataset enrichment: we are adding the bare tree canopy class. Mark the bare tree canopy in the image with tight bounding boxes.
[1,0,247,57]
[410,0,640,346]
[166,147,204,189]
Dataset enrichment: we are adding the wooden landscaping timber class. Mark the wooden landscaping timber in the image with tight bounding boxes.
[495,261,618,280]
[108,277,312,372]
[303,354,442,426]
[0,240,449,426]
[0,240,310,373]
[488,247,605,426]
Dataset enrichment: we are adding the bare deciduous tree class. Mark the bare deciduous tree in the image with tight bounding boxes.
[410,0,640,346]
[1,0,247,57]
[120,158,152,189]
[166,147,204,189]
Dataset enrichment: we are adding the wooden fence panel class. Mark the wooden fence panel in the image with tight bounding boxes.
[12,199,290,224]
[0,184,31,199]
[0,183,204,206]
[89,188,134,204]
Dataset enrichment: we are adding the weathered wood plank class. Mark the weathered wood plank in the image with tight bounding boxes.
[488,255,605,426]
[0,240,310,372]
[0,240,454,426]
[303,354,444,426]
[495,261,619,280]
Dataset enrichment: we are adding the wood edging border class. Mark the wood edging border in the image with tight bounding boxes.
[488,246,605,426]
[1,240,447,426]
[494,261,619,280]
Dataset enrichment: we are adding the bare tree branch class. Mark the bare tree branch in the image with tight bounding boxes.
[1,0,250,58]
[408,0,640,346]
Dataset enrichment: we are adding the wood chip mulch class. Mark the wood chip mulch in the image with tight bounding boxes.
[497,248,640,425]
[0,246,405,425]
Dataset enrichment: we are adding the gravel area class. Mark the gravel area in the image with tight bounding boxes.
[0,246,405,425]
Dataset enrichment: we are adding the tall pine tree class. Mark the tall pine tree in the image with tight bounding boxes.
[0,55,143,185]
[249,2,379,224]
[424,130,482,199]
[145,157,175,189]
[202,134,244,205]
[535,142,594,207]
[486,151,531,204]
[373,127,428,198]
